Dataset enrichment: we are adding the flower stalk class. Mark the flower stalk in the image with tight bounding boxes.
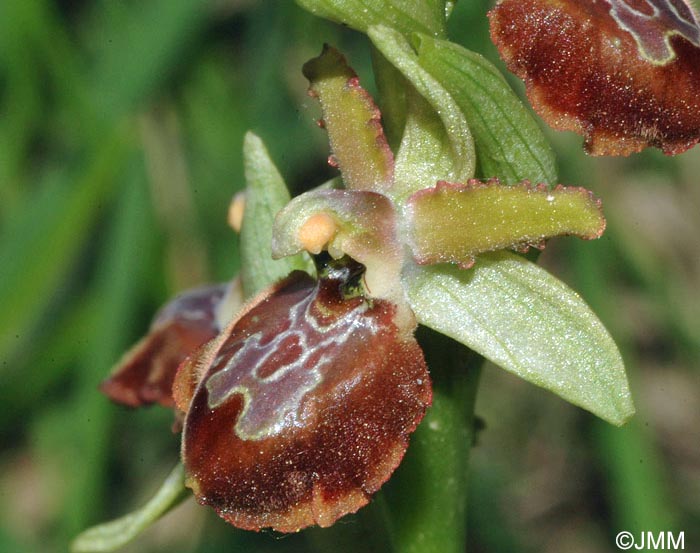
[382,328,482,553]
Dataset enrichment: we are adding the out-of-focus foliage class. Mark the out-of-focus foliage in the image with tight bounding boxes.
[0,1,698,552]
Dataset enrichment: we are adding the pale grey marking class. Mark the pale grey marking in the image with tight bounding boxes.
[605,0,700,63]
[205,287,379,440]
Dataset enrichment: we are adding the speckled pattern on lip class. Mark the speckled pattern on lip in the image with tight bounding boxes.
[489,0,700,156]
[179,267,431,532]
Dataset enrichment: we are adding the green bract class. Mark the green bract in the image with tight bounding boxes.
[403,253,634,425]
[412,34,557,184]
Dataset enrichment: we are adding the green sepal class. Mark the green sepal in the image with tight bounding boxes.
[402,252,635,426]
[368,25,475,203]
[413,34,557,184]
[240,132,312,298]
[303,45,395,193]
[407,180,605,267]
[295,0,448,38]
[70,464,188,553]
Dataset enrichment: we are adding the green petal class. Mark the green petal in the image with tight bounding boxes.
[70,464,188,553]
[407,180,605,267]
[240,132,312,298]
[303,45,395,193]
[295,0,448,38]
[368,25,475,203]
[402,252,635,426]
[413,34,557,184]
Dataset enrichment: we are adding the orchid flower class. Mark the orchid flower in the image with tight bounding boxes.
[81,43,634,542]
[73,8,639,549]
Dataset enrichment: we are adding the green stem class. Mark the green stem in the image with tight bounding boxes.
[381,326,483,553]
[70,464,189,553]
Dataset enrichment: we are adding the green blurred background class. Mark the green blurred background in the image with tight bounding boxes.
[1,1,698,552]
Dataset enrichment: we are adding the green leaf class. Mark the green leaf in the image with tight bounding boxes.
[295,0,448,38]
[240,132,312,298]
[414,35,557,184]
[70,464,188,553]
[303,45,394,193]
[402,252,634,426]
[407,181,604,267]
[368,25,475,202]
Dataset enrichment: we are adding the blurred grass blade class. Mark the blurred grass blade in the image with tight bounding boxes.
[0,128,132,367]
[413,34,557,184]
[1,0,90,132]
[140,107,210,289]
[568,238,679,534]
[369,25,475,202]
[0,9,42,214]
[403,251,634,425]
[2,296,96,428]
[60,162,158,539]
[595,420,677,534]
[241,132,312,298]
[71,464,188,553]
[91,0,211,121]
[295,0,448,37]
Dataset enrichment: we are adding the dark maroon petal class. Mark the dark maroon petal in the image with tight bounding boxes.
[181,266,431,532]
[100,284,228,408]
[489,0,700,156]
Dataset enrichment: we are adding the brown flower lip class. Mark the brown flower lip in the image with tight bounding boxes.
[180,262,431,532]
[489,0,700,156]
